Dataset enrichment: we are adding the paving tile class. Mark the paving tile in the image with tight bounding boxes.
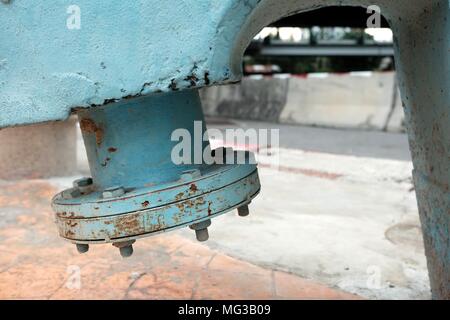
[0,180,360,300]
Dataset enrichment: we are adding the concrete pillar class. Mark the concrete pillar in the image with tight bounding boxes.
[393,6,450,299]
[0,118,77,180]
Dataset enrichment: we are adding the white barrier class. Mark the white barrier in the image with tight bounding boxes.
[200,71,404,132]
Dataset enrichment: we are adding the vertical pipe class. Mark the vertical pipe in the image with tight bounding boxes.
[77,90,209,190]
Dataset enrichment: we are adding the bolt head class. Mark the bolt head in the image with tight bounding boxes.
[102,186,125,199]
[119,245,134,258]
[195,228,209,242]
[72,177,94,195]
[189,219,211,231]
[238,205,250,217]
[113,240,135,258]
[76,244,89,254]
[73,177,93,188]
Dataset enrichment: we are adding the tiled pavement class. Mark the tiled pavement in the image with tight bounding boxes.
[0,180,359,300]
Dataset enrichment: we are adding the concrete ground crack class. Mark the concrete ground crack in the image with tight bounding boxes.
[124,272,147,299]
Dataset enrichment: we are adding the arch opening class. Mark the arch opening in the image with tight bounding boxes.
[199,6,430,300]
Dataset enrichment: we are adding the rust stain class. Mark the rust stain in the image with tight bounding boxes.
[56,211,84,219]
[108,147,118,153]
[142,201,150,208]
[113,215,144,237]
[148,215,166,232]
[66,220,78,227]
[176,202,185,212]
[79,118,104,146]
[208,202,212,216]
[175,192,185,201]
[189,184,198,192]
[64,229,75,238]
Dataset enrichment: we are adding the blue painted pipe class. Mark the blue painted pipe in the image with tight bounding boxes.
[52,90,261,255]
[77,90,208,189]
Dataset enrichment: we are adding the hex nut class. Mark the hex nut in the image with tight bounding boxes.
[73,177,94,195]
[102,186,125,199]
[189,219,211,231]
[76,244,89,254]
[73,177,93,188]
[237,205,250,217]
[113,240,136,258]
[189,219,211,242]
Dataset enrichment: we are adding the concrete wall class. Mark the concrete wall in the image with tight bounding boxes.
[200,71,405,132]
[0,118,78,180]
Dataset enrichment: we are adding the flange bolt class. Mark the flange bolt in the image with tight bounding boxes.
[113,240,135,258]
[73,177,94,194]
[73,177,93,188]
[237,205,250,217]
[76,244,89,254]
[102,186,125,199]
[189,219,211,242]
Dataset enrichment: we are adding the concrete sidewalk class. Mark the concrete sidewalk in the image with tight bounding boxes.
[0,180,357,300]
[180,147,429,300]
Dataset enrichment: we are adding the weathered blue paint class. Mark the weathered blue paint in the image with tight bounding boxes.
[0,0,260,127]
[1,0,449,298]
[77,90,209,189]
[0,0,414,129]
[51,90,260,245]
[54,171,259,242]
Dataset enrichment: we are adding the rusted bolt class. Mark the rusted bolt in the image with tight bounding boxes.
[73,177,93,188]
[73,177,94,194]
[237,205,250,217]
[76,244,89,254]
[113,240,135,258]
[189,219,211,242]
[102,186,125,199]
[120,245,133,258]
[180,169,201,182]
